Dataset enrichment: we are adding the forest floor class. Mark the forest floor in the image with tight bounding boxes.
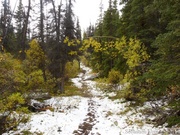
[3,64,180,135]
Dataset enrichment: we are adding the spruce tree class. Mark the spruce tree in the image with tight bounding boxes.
[14,0,25,54]
[0,0,15,53]
[21,0,31,59]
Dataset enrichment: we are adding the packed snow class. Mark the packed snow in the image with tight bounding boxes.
[3,64,180,135]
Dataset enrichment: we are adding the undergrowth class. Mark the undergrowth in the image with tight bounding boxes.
[59,81,89,97]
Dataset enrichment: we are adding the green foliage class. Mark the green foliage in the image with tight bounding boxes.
[167,116,180,127]
[108,69,123,84]
[102,0,120,37]
[142,0,180,98]
[0,52,29,133]
[115,36,149,69]
[63,85,83,96]
[16,107,29,114]
[0,93,25,113]
[119,88,136,101]
[64,37,81,56]
[82,37,122,76]
[120,0,158,53]
[26,39,46,71]
[21,130,33,135]
[80,54,90,67]
[22,39,56,91]
[0,43,56,131]
[27,70,44,90]
[135,89,149,103]
[82,35,149,79]
[23,39,46,86]
[43,71,56,91]
[0,52,26,93]
[82,0,122,76]
[7,93,25,108]
[65,60,80,79]
[117,1,180,127]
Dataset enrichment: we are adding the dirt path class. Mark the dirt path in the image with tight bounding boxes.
[73,98,98,135]
[72,65,99,135]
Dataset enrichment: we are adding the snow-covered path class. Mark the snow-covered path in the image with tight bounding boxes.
[3,64,180,135]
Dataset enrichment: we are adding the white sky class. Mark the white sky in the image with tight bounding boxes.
[9,0,109,31]
[74,0,109,31]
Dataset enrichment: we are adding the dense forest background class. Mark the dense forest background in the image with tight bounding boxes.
[0,0,179,132]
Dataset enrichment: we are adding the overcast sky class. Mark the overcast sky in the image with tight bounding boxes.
[9,0,110,32]
[74,0,109,31]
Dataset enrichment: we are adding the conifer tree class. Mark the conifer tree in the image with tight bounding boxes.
[14,0,25,54]
[120,0,157,54]
[144,0,180,96]
[75,18,81,40]
[0,0,15,53]
[39,0,45,47]
[60,0,79,92]
[21,0,31,59]
[47,0,64,93]
[102,0,120,37]
[88,0,121,76]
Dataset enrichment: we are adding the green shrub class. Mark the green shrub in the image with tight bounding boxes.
[80,53,91,66]
[108,69,123,84]
[65,60,80,79]
[122,89,136,101]
[21,130,33,135]
[0,52,26,92]
[27,70,44,90]
[25,39,46,71]
[167,115,180,127]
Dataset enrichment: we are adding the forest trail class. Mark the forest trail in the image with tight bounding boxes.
[73,98,97,135]
[71,64,103,135]
[3,64,180,135]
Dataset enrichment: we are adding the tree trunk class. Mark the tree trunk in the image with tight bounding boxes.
[40,0,45,45]
[39,0,47,82]
[50,0,65,93]
[21,0,31,59]
[60,61,65,93]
